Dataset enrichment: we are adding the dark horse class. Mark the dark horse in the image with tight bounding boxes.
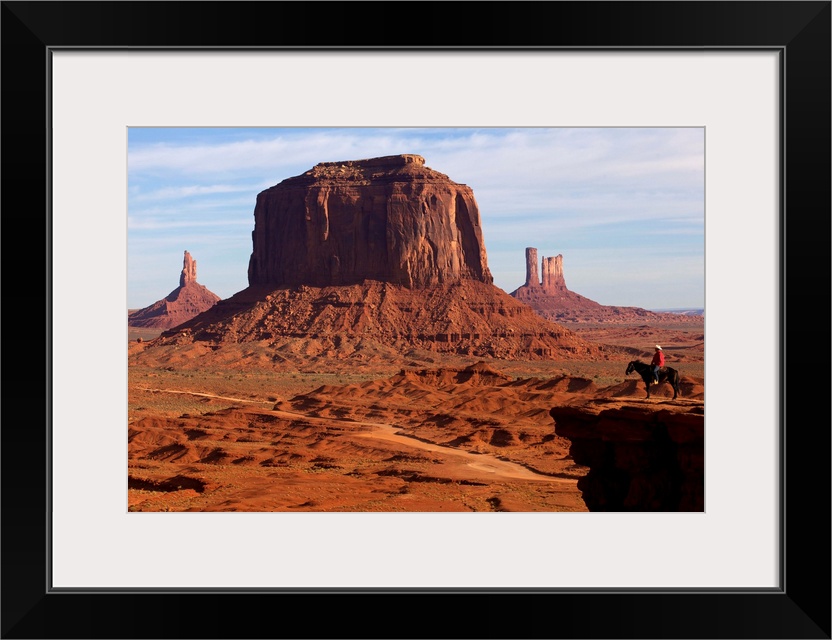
[625,360,681,399]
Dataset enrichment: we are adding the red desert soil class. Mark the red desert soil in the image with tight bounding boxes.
[128,319,704,513]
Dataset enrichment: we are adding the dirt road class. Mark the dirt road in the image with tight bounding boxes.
[351,422,572,483]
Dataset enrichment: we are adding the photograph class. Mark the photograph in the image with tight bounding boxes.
[3,1,829,638]
[127,126,706,513]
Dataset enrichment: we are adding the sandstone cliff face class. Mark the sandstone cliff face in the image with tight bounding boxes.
[549,402,704,511]
[247,154,492,289]
[128,251,221,329]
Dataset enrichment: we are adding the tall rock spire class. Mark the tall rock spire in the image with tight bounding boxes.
[541,255,566,289]
[129,250,221,330]
[510,247,603,316]
[179,250,197,287]
[511,247,699,323]
[524,247,540,287]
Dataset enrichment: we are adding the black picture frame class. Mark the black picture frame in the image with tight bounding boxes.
[2,2,829,638]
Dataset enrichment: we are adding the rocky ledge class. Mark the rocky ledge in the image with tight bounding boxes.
[550,400,704,511]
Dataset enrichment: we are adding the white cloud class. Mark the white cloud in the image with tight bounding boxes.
[131,184,255,202]
[128,217,253,231]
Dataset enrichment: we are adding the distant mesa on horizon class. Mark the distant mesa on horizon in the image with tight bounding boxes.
[128,250,221,330]
[652,308,705,317]
[510,247,703,324]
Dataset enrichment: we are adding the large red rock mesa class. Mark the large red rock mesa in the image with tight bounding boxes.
[154,155,609,360]
[247,153,491,288]
[511,247,701,324]
[128,251,221,329]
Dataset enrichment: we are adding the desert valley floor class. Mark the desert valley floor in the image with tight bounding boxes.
[127,318,704,513]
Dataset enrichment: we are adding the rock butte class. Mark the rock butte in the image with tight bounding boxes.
[128,250,221,329]
[510,247,703,324]
[247,153,491,289]
[146,155,620,361]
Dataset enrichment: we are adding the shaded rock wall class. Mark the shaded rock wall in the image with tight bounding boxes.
[550,403,704,511]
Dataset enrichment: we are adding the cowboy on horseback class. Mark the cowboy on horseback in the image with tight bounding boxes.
[626,355,681,399]
[651,345,665,385]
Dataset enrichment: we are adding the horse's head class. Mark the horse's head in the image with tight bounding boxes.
[625,361,635,375]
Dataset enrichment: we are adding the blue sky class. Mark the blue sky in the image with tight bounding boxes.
[128,127,704,311]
